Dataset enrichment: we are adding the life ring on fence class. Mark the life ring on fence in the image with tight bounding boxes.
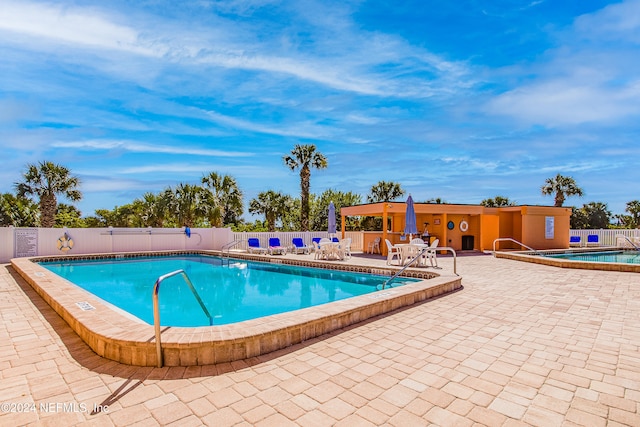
[57,233,74,252]
[459,220,469,232]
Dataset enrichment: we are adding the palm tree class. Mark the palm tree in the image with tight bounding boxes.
[311,189,362,231]
[625,200,640,228]
[136,192,170,227]
[201,172,244,227]
[248,190,292,232]
[0,193,39,227]
[541,174,584,207]
[15,161,82,227]
[480,196,516,207]
[283,144,328,231]
[166,183,209,227]
[367,181,405,203]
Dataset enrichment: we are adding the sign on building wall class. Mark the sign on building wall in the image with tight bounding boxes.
[14,228,38,258]
[545,216,555,239]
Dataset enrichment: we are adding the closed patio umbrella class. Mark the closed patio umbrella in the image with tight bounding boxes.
[404,195,417,240]
[328,202,336,235]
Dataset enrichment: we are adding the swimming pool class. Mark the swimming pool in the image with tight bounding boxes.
[39,255,419,327]
[12,251,461,366]
[545,250,640,264]
[495,248,640,273]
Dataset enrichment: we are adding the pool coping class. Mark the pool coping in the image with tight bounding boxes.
[495,246,640,273]
[11,250,462,367]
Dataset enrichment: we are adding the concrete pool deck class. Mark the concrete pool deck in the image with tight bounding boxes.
[2,252,640,425]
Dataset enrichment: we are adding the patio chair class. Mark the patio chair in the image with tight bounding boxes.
[291,237,312,254]
[385,239,402,265]
[338,238,352,259]
[313,240,328,260]
[247,238,268,254]
[569,235,582,247]
[421,239,440,268]
[268,237,287,255]
[586,234,600,247]
[368,237,381,254]
[316,238,334,260]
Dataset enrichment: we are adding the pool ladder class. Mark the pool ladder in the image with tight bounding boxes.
[381,246,458,290]
[492,238,541,256]
[220,239,246,265]
[153,269,212,368]
[617,235,640,251]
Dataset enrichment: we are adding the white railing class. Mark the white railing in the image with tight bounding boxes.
[569,229,640,247]
[1,226,232,263]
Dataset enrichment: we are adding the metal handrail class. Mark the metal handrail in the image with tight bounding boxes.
[616,234,640,251]
[153,269,212,368]
[220,240,245,265]
[492,238,538,255]
[382,246,458,289]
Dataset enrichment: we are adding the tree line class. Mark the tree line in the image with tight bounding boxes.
[2,149,639,230]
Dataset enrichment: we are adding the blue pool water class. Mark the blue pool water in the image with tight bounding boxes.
[545,251,640,264]
[39,255,418,327]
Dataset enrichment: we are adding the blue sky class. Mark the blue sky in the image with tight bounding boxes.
[1,0,639,219]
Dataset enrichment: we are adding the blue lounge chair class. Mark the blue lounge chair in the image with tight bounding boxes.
[569,236,582,247]
[268,237,287,255]
[587,234,600,247]
[291,237,312,254]
[247,238,268,254]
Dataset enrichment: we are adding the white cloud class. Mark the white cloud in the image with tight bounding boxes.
[488,80,640,126]
[52,140,253,157]
[0,1,161,56]
[0,0,473,98]
[202,109,332,138]
[485,0,640,127]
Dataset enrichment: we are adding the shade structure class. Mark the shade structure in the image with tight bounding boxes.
[328,202,336,234]
[404,195,417,240]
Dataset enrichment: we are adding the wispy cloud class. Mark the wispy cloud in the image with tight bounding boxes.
[486,0,640,127]
[52,140,253,157]
[0,0,473,98]
[0,1,160,56]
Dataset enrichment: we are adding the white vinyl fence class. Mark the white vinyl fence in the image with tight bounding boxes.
[569,229,640,247]
[1,226,232,263]
[0,227,364,263]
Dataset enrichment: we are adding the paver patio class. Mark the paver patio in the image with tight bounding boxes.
[1,252,639,426]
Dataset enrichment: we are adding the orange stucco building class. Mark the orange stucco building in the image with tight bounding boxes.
[339,202,572,254]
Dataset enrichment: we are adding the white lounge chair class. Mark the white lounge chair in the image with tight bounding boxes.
[291,237,312,254]
[247,238,268,254]
[385,239,402,265]
[268,237,287,255]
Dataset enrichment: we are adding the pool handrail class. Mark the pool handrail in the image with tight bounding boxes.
[616,234,640,251]
[221,239,246,265]
[492,238,539,256]
[382,246,458,289]
[153,269,213,367]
